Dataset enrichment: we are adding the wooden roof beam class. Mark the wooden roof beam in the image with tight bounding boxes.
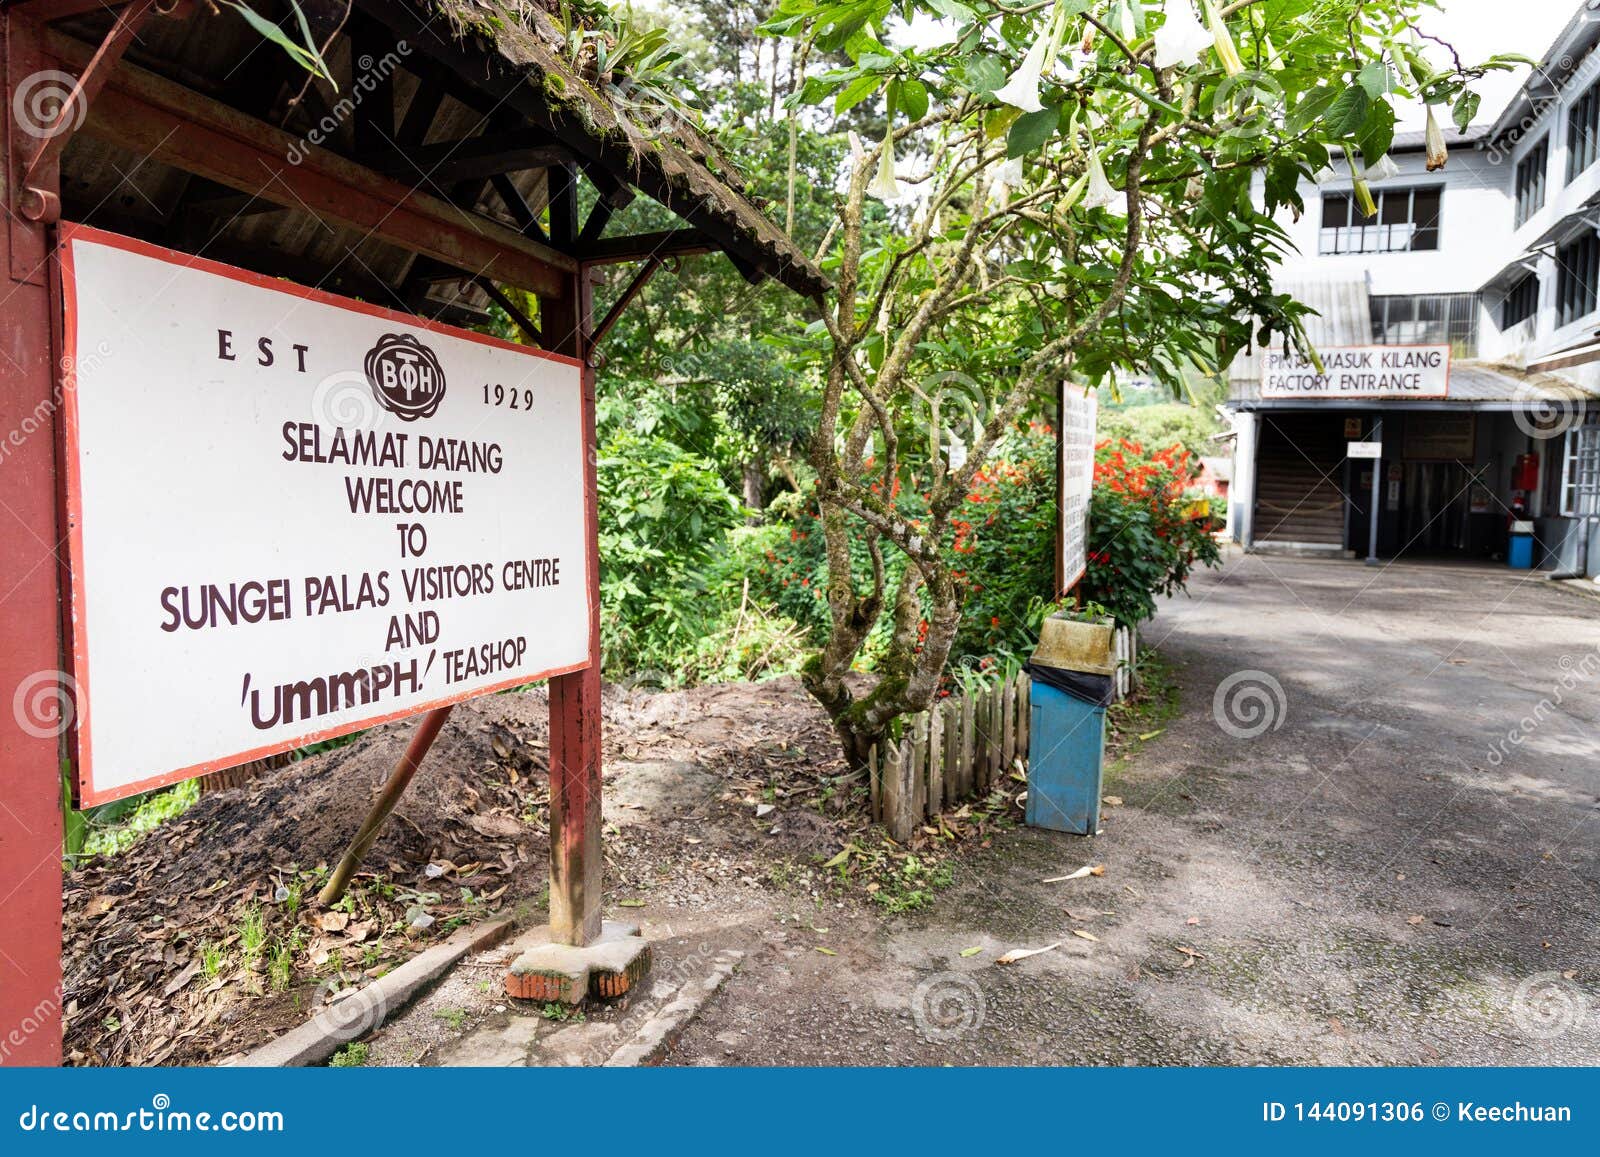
[356,0,822,296]
[46,26,576,298]
[581,228,717,266]
[356,130,577,184]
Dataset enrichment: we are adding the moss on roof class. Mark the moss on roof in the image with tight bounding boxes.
[429,0,829,298]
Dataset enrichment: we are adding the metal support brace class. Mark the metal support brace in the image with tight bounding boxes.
[13,0,159,222]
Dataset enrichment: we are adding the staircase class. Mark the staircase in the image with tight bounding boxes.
[1252,416,1349,551]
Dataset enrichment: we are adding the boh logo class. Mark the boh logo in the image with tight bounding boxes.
[363,333,446,421]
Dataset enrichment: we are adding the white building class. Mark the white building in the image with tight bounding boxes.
[1227,1,1600,575]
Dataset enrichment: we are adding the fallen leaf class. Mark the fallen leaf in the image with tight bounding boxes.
[814,946,837,956]
[1562,970,1578,980]
[1102,796,1124,807]
[618,899,647,908]
[1406,914,1425,925]
[1071,929,1099,942]
[318,911,350,933]
[1329,1016,1347,1037]
[822,848,852,869]
[1065,908,1098,921]
[468,813,522,838]
[755,803,775,818]
[997,942,1061,965]
[959,946,983,958]
[161,961,200,997]
[1137,729,1163,741]
[1042,864,1105,884]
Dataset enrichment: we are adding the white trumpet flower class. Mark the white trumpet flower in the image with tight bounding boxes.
[994,0,1067,112]
[1369,153,1400,181]
[994,25,1053,110]
[1083,150,1124,214]
[1425,105,1449,171]
[1202,0,1244,76]
[867,125,901,201]
[1154,0,1213,70]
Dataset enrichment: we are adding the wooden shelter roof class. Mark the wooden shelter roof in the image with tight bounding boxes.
[44,0,826,332]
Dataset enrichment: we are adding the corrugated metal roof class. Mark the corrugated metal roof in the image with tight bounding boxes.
[1447,361,1600,402]
[1389,126,1484,152]
[1227,278,1372,387]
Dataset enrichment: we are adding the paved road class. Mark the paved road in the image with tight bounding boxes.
[670,551,1600,1065]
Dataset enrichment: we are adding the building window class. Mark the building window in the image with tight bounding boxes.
[1560,425,1600,517]
[1318,186,1441,255]
[1514,137,1548,227]
[1501,273,1540,329]
[1556,232,1600,327]
[1370,294,1479,354]
[1568,83,1600,182]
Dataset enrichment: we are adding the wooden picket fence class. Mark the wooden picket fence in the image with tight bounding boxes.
[868,671,1032,842]
[867,626,1139,840]
[1112,624,1137,701]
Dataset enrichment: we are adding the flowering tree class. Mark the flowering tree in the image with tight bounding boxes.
[765,0,1519,767]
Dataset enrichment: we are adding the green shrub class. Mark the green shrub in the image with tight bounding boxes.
[597,429,741,674]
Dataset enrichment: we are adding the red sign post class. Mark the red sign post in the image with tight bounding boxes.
[1,8,66,1066]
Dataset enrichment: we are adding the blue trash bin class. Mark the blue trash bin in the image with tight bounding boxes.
[1025,675,1109,834]
[1508,519,1535,569]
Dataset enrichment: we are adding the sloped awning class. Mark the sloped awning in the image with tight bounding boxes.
[42,0,827,332]
[422,0,828,297]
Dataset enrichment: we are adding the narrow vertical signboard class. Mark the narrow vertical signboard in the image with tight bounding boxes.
[1058,385,1098,592]
[58,226,593,804]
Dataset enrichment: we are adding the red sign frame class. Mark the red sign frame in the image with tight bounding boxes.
[57,224,596,806]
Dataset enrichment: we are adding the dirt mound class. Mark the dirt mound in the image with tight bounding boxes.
[62,677,856,1065]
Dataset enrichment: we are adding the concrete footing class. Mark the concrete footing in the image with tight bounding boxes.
[504,920,651,1004]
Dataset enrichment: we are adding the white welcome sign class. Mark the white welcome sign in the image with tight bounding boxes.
[1059,387,1098,590]
[60,226,591,804]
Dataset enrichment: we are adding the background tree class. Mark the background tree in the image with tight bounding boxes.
[759,0,1518,767]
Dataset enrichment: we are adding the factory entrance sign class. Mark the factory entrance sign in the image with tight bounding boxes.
[1261,344,1451,399]
[59,226,591,804]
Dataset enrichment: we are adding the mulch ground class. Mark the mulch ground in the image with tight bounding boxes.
[60,677,874,1065]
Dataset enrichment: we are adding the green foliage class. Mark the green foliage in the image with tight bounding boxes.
[597,426,741,673]
[238,903,267,967]
[219,2,335,88]
[328,1042,369,1067]
[1096,402,1222,461]
[78,779,200,859]
[945,423,1062,667]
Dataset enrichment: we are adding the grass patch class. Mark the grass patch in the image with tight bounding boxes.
[80,779,200,858]
[328,1042,369,1067]
[1104,647,1181,780]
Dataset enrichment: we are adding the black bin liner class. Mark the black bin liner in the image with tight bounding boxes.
[1025,662,1114,709]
